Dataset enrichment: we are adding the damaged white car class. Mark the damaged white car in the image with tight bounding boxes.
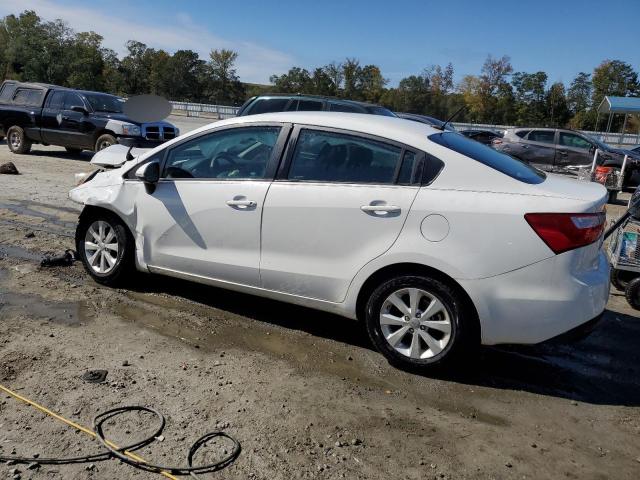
[70,112,610,370]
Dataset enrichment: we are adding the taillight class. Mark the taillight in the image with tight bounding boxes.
[524,212,606,254]
[594,166,612,184]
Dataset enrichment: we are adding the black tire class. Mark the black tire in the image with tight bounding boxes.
[608,190,618,204]
[94,133,116,152]
[610,269,630,291]
[624,277,640,310]
[365,275,476,371]
[76,210,134,286]
[65,147,83,154]
[6,126,32,154]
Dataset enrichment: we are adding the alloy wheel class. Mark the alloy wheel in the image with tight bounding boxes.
[84,220,119,274]
[379,288,452,359]
[98,140,113,150]
[9,131,21,150]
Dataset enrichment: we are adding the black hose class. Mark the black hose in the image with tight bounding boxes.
[0,405,240,476]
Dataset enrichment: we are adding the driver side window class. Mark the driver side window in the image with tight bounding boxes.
[162,126,281,180]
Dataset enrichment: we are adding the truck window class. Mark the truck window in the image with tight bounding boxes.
[13,88,44,107]
[63,92,84,110]
[47,91,65,109]
[0,83,17,103]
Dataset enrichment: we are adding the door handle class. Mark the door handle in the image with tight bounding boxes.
[360,204,401,214]
[226,199,256,208]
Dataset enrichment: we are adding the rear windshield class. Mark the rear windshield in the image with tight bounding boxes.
[428,132,545,184]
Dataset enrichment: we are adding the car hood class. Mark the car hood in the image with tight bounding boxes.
[90,144,152,168]
[92,112,175,127]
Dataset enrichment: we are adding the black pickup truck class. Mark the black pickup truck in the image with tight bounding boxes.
[0,81,178,154]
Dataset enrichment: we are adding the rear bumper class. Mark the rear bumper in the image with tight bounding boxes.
[460,244,610,345]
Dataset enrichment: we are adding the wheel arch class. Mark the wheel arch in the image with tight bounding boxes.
[76,204,135,251]
[354,262,481,342]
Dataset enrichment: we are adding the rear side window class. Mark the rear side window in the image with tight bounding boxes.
[329,102,362,113]
[47,91,65,109]
[12,88,44,107]
[63,92,84,110]
[514,130,530,138]
[296,99,323,111]
[288,129,402,184]
[248,98,290,114]
[428,132,545,184]
[527,130,555,144]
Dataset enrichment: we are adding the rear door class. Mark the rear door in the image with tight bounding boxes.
[556,131,594,168]
[260,126,421,303]
[521,129,557,169]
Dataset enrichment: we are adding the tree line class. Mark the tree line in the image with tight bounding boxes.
[1,10,639,132]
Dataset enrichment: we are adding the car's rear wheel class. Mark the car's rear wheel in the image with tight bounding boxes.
[94,134,116,152]
[7,126,32,154]
[365,275,475,370]
[77,211,134,286]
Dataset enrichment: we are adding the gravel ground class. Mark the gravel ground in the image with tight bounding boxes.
[0,123,639,479]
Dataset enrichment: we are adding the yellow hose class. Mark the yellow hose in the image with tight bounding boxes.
[0,383,178,479]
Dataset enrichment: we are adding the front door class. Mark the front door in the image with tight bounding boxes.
[260,127,421,303]
[133,124,286,286]
[555,131,594,169]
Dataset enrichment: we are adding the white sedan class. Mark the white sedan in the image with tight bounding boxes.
[69,112,610,370]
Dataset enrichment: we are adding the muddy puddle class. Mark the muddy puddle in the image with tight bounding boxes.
[0,267,85,325]
[0,243,45,262]
[112,297,393,390]
[0,199,78,233]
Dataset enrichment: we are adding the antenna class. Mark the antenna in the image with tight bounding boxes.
[439,105,465,131]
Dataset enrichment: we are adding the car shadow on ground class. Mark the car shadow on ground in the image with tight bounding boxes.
[131,274,640,407]
[27,149,93,161]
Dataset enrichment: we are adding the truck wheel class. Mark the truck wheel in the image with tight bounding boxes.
[624,277,640,310]
[65,147,83,154]
[95,134,116,152]
[7,126,32,154]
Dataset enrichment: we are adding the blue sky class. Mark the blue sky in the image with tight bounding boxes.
[2,0,639,86]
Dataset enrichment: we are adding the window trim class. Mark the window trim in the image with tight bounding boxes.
[276,124,424,186]
[126,122,292,183]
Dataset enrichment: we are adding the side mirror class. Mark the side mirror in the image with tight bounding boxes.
[135,160,160,186]
[71,105,88,114]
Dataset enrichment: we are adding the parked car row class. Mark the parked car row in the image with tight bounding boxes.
[0,80,178,155]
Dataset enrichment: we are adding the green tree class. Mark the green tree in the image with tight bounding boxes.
[269,67,313,93]
[207,49,244,104]
[546,82,569,127]
[512,71,548,125]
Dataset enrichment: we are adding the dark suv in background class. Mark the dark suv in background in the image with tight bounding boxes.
[237,94,396,117]
[494,127,640,188]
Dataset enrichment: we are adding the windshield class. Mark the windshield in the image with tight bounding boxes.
[85,94,124,113]
[429,131,545,184]
[582,133,610,151]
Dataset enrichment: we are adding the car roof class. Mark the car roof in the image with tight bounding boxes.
[200,111,439,148]
[250,94,382,109]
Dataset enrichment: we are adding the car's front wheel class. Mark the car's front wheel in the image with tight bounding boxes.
[77,211,134,286]
[365,275,475,371]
